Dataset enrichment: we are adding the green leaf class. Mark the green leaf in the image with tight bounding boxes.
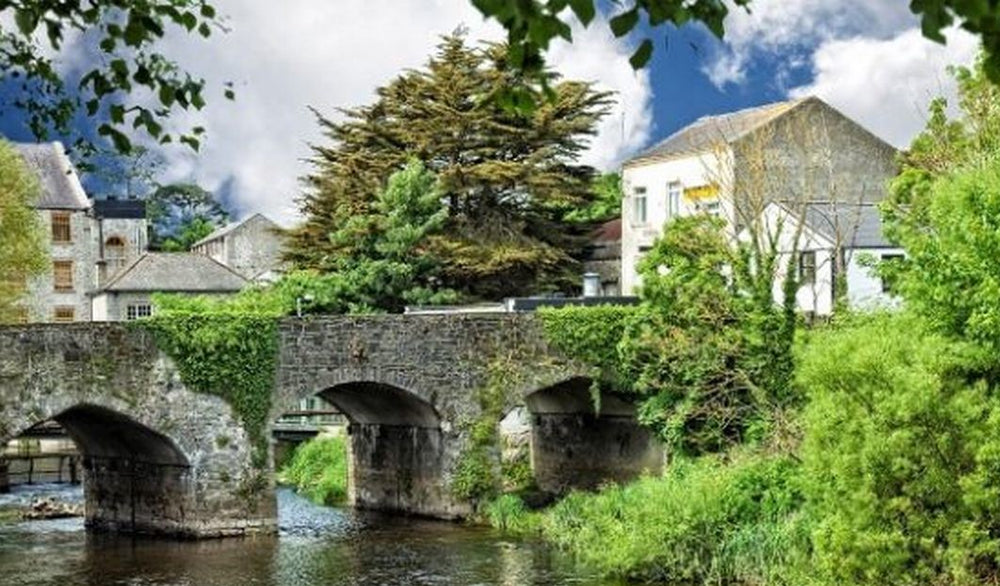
[609,9,639,37]
[14,9,39,36]
[569,0,596,26]
[630,39,654,69]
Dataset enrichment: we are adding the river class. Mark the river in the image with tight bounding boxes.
[0,484,619,585]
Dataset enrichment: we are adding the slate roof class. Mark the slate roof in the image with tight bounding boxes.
[192,213,277,248]
[625,99,805,166]
[13,142,90,210]
[98,252,248,293]
[93,199,146,219]
[801,203,892,249]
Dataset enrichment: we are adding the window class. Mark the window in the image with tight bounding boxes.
[52,260,74,292]
[126,304,152,321]
[699,200,721,216]
[51,212,71,243]
[53,306,75,323]
[880,253,905,294]
[667,181,682,218]
[799,251,817,285]
[633,187,647,224]
[105,236,126,274]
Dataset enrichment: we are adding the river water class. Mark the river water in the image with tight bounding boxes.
[0,485,619,585]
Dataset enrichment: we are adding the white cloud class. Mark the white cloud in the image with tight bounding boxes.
[151,1,651,225]
[789,27,979,147]
[704,0,914,87]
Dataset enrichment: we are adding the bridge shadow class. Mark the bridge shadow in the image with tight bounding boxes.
[2,403,192,534]
[521,377,664,494]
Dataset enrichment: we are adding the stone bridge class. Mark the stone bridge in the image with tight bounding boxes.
[0,315,662,537]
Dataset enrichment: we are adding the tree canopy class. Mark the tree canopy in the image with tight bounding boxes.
[0,139,46,322]
[884,53,1000,347]
[285,34,611,300]
[0,0,227,157]
[146,182,229,251]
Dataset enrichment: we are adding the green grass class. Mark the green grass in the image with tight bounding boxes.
[279,435,349,506]
[540,453,809,584]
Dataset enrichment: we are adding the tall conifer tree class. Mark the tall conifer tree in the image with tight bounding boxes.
[286,34,611,300]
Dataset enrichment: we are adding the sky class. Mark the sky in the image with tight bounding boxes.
[0,1,982,225]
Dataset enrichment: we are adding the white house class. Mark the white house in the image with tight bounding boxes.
[620,96,900,314]
[754,202,903,317]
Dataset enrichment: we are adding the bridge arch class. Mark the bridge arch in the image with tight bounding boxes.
[278,379,462,518]
[520,377,664,494]
[3,403,193,534]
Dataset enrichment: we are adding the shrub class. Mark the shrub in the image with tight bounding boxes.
[279,435,350,506]
[541,452,807,583]
[799,312,1000,585]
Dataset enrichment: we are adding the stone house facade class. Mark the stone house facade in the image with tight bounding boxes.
[191,213,284,282]
[14,143,146,323]
[620,96,901,314]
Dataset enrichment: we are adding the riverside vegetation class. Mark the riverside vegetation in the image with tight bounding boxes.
[279,436,349,506]
[82,50,1000,585]
[462,55,1000,586]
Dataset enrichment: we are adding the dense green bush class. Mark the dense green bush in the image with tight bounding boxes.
[279,435,350,506]
[618,215,799,456]
[542,452,807,583]
[799,313,1000,585]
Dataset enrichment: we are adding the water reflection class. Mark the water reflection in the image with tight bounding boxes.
[0,486,618,586]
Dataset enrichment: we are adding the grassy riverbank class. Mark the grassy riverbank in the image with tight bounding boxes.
[279,435,349,506]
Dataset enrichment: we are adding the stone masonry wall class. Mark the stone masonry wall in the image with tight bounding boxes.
[0,324,274,537]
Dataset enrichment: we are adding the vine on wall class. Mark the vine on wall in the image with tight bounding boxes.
[136,313,279,467]
[537,305,636,407]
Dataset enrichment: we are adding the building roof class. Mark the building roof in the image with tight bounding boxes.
[801,203,892,249]
[592,218,622,243]
[13,142,90,210]
[92,198,146,219]
[192,213,278,248]
[625,98,806,167]
[98,252,248,293]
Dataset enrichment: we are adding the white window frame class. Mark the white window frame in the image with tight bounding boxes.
[667,181,682,219]
[633,187,648,224]
[126,304,153,321]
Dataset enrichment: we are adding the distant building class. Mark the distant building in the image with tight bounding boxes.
[14,143,147,323]
[582,218,621,297]
[191,213,284,282]
[91,252,248,321]
[620,96,902,315]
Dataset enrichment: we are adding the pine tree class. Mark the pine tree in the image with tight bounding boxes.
[286,34,611,300]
